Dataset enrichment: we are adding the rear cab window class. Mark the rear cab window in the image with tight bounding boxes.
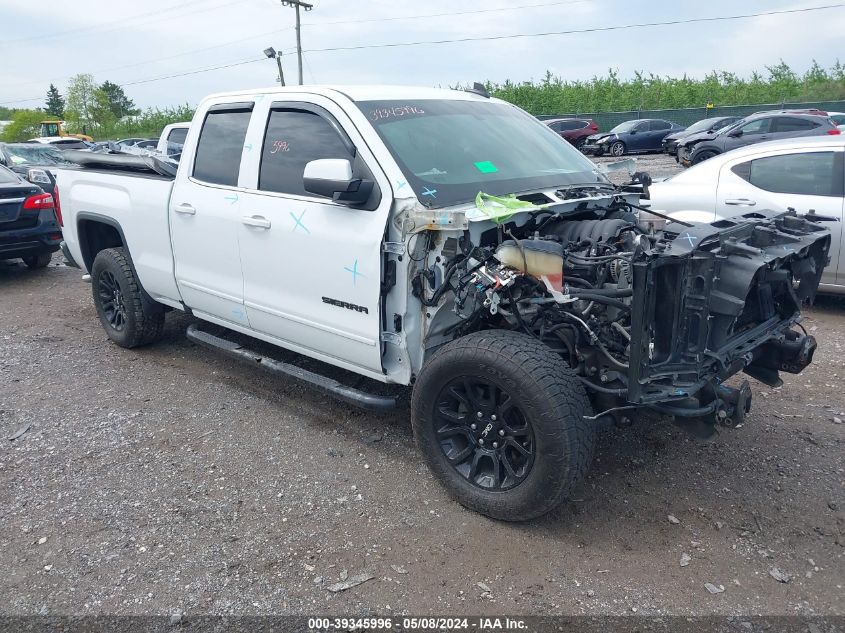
[192,103,253,186]
[168,127,188,145]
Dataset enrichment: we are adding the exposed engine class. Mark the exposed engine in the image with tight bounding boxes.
[412,201,830,426]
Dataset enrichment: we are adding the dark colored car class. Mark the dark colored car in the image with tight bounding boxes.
[581,118,684,156]
[0,165,61,269]
[683,112,841,166]
[661,116,741,160]
[0,143,78,197]
[544,118,599,149]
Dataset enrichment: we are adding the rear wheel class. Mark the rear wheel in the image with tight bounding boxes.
[91,247,164,348]
[609,141,626,157]
[23,253,52,269]
[574,138,587,151]
[411,330,595,521]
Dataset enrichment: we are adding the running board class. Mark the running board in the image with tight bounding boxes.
[186,324,397,412]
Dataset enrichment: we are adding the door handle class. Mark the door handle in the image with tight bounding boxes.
[241,215,271,229]
[724,198,757,206]
[174,203,196,215]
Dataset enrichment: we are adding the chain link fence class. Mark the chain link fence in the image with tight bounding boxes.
[536,100,845,130]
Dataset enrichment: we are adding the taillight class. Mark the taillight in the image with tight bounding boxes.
[827,129,841,135]
[53,186,63,226]
[591,123,598,130]
[23,192,55,211]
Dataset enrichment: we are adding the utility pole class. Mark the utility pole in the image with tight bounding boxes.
[280,0,313,85]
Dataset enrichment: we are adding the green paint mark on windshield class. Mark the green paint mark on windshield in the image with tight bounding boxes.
[474,161,498,174]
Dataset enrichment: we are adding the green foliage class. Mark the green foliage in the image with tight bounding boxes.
[65,73,97,131]
[92,104,196,141]
[97,81,138,119]
[1,109,47,142]
[45,84,65,118]
[489,60,845,114]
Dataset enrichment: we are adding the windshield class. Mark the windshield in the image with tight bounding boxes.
[3,145,77,166]
[358,99,606,208]
[685,118,723,133]
[608,121,639,133]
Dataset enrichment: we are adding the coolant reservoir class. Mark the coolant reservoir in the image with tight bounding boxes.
[495,239,564,292]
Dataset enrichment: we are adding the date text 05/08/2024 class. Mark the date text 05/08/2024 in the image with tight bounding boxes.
[307,617,528,630]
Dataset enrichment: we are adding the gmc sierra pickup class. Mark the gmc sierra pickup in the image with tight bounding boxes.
[57,85,830,521]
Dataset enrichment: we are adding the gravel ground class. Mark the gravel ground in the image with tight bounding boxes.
[1,165,843,617]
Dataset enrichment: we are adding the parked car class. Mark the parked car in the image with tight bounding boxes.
[0,142,77,197]
[116,138,159,150]
[27,137,92,149]
[661,116,741,160]
[829,111,845,130]
[581,118,684,156]
[55,85,828,521]
[679,112,840,166]
[0,164,61,268]
[544,118,598,149]
[648,135,844,292]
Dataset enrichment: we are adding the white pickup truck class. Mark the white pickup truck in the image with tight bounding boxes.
[57,85,830,520]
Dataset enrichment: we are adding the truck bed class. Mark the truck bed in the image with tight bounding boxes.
[56,166,180,305]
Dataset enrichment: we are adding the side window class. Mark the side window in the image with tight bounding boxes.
[733,152,841,197]
[168,127,188,145]
[633,121,649,132]
[650,120,671,131]
[772,117,817,133]
[547,121,563,132]
[259,109,354,196]
[193,106,252,186]
[739,118,771,134]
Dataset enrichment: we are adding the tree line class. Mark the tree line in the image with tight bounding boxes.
[489,60,845,114]
[1,74,194,142]
[2,61,844,142]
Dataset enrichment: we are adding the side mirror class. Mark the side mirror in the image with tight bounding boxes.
[629,129,638,135]
[728,129,743,138]
[303,158,373,205]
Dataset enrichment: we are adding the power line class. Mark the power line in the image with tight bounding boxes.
[301,0,591,27]
[2,27,295,89]
[0,0,246,46]
[1,3,843,106]
[302,4,845,53]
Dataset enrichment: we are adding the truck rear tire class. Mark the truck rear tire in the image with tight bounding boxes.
[411,330,594,521]
[91,247,164,348]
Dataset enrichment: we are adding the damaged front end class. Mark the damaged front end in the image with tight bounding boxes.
[418,197,830,427]
[627,210,828,423]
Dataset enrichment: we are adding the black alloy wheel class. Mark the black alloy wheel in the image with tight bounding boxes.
[98,269,127,331]
[433,377,535,491]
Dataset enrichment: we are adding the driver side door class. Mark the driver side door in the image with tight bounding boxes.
[234,97,393,375]
[724,118,772,151]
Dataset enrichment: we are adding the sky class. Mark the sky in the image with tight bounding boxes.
[1,0,844,110]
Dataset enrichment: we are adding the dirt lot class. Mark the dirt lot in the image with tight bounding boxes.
[1,159,843,617]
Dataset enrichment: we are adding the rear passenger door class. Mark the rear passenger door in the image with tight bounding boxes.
[169,101,253,326]
[235,97,393,375]
[770,116,821,140]
[647,120,671,150]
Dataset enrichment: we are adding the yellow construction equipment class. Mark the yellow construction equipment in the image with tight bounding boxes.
[39,120,93,142]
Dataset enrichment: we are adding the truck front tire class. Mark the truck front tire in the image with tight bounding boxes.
[411,330,595,521]
[91,247,164,348]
